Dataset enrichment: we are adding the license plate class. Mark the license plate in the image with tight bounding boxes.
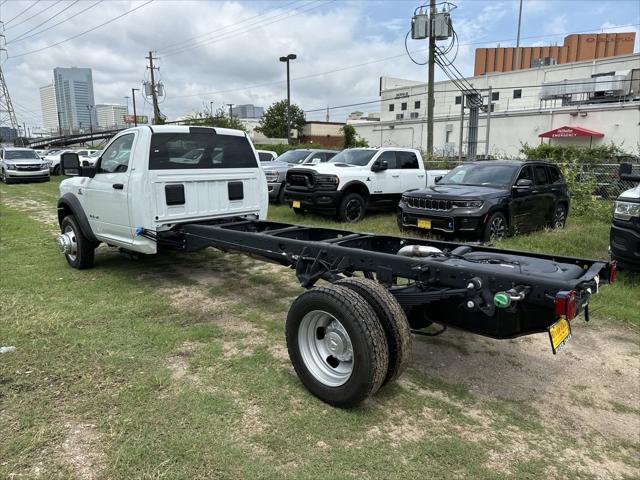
[292,200,301,209]
[417,219,431,229]
[548,317,572,354]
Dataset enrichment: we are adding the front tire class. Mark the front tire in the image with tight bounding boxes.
[1,169,11,184]
[60,215,95,269]
[338,192,366,223]
[483,212,507,242]
[552,203,567,229]
[286,285,389,408]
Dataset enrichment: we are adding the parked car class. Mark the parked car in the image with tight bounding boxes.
[256,149,278,162]
[0,147,50,184]
[45,150,74,175]
[283,147,448,222]
[80,149,101,166]
[263,149,338,203]
[610,164,640,271]
[398,160,569,241]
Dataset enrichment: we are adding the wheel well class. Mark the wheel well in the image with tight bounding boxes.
[341,182,369,200]
[57,202,72,227]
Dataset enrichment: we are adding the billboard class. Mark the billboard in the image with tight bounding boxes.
[125,115,149,124]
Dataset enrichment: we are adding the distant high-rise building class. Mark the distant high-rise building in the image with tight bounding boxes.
[39,84,59,134]
[95,104,128,128]
[231,104,264,119]
[53,67,96,133]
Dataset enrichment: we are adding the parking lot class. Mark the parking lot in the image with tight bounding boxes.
[1,178,638,479]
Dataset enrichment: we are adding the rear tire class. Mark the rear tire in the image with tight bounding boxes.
[335,277,412,385]
[483,212,507,242]
[552,203,567,229]
[60,215,95,269]
[338,192,366,223]
[52,164,60,176]
[286,285,389,408]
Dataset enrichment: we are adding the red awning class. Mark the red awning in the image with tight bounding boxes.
[539,126,605,138]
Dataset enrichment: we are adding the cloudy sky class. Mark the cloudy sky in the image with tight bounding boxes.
[1,0,639,130]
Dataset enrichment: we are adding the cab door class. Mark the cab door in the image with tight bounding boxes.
[396,151,425,191]
[532,164,555,225]
[370,151,402,204]
[83,133,136,245]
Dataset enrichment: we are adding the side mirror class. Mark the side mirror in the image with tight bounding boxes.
[515,178,533,187]
[61,152,80,176]
[434,175,443,183]
[371,160,388,172]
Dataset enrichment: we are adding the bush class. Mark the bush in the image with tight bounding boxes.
[520,142,623,164]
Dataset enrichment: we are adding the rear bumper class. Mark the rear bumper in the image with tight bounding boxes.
[283,188,343,211]
[610,222,640,270]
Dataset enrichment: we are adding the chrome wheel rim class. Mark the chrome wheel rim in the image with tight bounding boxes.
[63,225,78,262]
[554,206,566,228]
[489,216,506,240]
[345,199,362,222]
[298,310,354,387]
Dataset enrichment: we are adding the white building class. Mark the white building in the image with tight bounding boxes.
[353,53,640,157]
[95,104,128,129]
[39,84,59,134]
[53,67,96,134]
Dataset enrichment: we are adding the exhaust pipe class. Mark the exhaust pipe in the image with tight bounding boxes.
[397,245,443,257]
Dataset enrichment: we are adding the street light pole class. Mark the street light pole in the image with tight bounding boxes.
[132,88,140,126]
[210,101,214,116]
[279,53,297,144]
[86,105,94,146]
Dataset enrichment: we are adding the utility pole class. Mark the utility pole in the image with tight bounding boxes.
[227,103,233,119]
[0,30,19,143]
[485,87,492,159]
[132,88,140,126]
[146,51,162,124]
[86,105,94,146]
[457,95,464,162]
[426,0,436,158]
[57,111,63,136]
[513,0,523,70]
[210,101,214,116]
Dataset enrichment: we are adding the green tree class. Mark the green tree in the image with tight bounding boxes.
[340,123,369,148]
[256,100,306,139]
[185,108,245,131]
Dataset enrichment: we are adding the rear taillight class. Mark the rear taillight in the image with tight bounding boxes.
[555,290,577,320]
[609,261,617,284]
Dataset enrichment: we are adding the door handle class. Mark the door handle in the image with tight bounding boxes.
[391,174,400,178]
[112,183,124,190]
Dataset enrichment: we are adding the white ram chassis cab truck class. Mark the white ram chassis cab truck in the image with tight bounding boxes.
[57,125,268,265]
[282,147,449,222]
[55,126,615,408]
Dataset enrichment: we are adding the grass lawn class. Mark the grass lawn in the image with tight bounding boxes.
[1,179,638,479]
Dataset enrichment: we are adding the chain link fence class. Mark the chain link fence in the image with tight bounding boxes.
[424,160,640,199]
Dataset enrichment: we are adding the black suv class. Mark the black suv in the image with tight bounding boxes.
[398,160,569,241]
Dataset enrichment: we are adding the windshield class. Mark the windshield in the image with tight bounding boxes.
[258,152,274,162]
[328,149,376,166]
[276,150,310,164]
[4,150,40,160]
[438,163,519,187]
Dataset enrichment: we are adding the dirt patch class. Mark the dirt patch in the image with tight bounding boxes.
[166,341,203,382]
[60,421,106,480]
[1,195,58,232]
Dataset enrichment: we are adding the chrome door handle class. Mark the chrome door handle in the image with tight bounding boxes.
[391,174,400,178]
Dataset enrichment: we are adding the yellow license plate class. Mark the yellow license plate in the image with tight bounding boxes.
[417,219,431,229]
[548,317,572,354]
[292,201,301,209]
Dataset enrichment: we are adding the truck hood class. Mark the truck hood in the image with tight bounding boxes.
[298,162,359,173]
[262,161,291,173]
[618,183,640,201]
[407,184,506,199]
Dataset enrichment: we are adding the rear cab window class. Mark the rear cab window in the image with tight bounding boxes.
[397,151,419,169]
[546,165,562,184]
[149,132,257,170]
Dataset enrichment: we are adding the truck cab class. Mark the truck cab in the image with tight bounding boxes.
[610,164,640,270]
[57,125,267,267]
[282,147,448,222]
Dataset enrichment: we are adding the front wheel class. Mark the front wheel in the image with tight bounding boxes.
[1,169,11,184]
[338,192,366,223]
[483,212,507,242]
[286,285,389,408]
[59,215,95,269]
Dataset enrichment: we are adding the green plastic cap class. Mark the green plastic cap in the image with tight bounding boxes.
[494,292,510,308]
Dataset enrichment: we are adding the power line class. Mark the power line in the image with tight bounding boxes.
[157,0,299,54]
[3,1,40,25]
[7,0,154,59]
[161,0,334,57]
[7,1,103,45]
[166,22,639,100]
[5,1,57,31]
[8,0,81,44]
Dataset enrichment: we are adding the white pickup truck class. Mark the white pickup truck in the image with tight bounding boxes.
[282,147,448,222]
[56,125,267,268]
